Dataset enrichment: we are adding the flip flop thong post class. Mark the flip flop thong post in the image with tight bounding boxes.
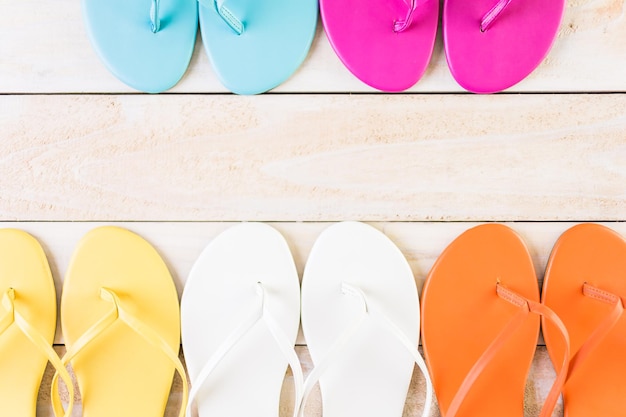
[0,229,73,417]
[421,224,569,416]
[53,226,187,417]
[83,0,198,92]
[321,0,439,91]
[198,0,318,94]
[542,224,626,416]
[300,222,433,417]
[443,0,565,93]
[181,223,302,417]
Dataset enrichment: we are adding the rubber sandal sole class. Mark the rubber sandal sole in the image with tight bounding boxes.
[443,0,564,93]
[0,229,57,416]
[300,222,430,417]
[83,0,197,92]
[542,223,626,416]
[321,0,438,91]
[421,224,542,416]
[181,223,301,417]
[61,226,184,417]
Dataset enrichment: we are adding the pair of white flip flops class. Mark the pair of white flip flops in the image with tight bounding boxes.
[181,221,433,417]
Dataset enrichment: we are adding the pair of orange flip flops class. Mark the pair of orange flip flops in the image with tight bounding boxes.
[421,223,626,416]
[0,227,186,417]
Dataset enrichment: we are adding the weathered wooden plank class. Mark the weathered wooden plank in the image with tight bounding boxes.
[1,94,625,221]
[37,346,562,416]
[1,0,624,93]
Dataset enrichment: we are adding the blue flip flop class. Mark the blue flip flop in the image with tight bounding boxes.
[198,0,318,94]
[83,0,198,93]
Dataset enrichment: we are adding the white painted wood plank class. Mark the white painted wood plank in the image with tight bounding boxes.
[37,346,562,416]
[1,0,624,93]
[1,95,625,221]
[3,221,625,343]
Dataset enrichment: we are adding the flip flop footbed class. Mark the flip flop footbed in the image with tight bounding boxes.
[444,0,564,93]
[421,224,540,416]
[0,229,56,416]
[199,0,317,94]
[61,226,181,417]
[181,223,300,416]
[542,224,626,416]
[321,0,439,91]
[301,222,420,417]
[83,0,197,92]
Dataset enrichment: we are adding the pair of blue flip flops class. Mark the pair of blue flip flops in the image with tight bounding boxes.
[83,0,318,94]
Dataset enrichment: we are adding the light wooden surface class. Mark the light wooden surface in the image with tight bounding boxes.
[2,0,625,415]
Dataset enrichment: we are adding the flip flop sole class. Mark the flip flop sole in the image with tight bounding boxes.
[199,0,317,94]
[542,223,626,416]
[421,224,539,416]
[0,229,56,416]
[181,223,300,416]
[301,221,420,416]
[61,226,181,417]
[321,0,439,91]
[83,0,197,93]
[444,0,564,93]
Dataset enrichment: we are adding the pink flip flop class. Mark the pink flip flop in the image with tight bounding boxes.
[444,0,565,93]
[320,0,439,92]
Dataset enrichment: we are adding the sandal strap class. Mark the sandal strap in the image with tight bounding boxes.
[567,283,624,376]
[51,288,188,417]
[0,288,75,417]
[480,0,513,32]
[197,0,244,35]
[394,0,418,33]
[298,282,433,417]
[150,0,161,33]
[445,284,570,417]
[186,282,303,417]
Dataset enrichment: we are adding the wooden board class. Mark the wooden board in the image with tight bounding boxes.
[1,94,625,221]
[1,0,624,93]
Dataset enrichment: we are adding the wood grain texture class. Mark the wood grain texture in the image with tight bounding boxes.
[1,94,625,221]
[1,0,624,93]
[36,346,562,417]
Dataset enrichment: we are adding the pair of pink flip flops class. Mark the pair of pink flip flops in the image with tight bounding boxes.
[322,0,565,93]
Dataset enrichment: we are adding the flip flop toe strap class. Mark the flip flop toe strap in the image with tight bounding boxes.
[480,0,513,32]
[150,0,161,33]
[298,282,434,417]
[198,0,244,35]
[444,284,570,417]
[51,288,188,417]
[567,283,624,377]
[394,0,418,33]
[0,289,75,417]
[186,282,303,417]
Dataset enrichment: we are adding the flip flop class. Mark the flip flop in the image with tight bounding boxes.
[0,229,73,417]
[181,223,303,417]
[198,0,318,94]
[320,0,439,91]
[443,0,565,93]
[299,222,433,417]
[52,226,188,417]
[83,0,198,92]
[421,224,569,416]
[542,223,626,416]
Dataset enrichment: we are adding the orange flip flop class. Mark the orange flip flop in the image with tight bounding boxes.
[542,223,626,416]
[421,224,569,417]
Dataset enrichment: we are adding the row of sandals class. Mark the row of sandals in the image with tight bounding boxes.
[1,221,623,416]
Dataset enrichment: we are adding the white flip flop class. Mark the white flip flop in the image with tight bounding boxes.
[181,223,303,417]
[299,221,433,417]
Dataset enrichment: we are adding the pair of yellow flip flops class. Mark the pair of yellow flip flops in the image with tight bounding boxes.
[0,227,186,417]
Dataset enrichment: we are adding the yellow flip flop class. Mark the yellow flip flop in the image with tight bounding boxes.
[0,229,73,417]
[52,226,187,417]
